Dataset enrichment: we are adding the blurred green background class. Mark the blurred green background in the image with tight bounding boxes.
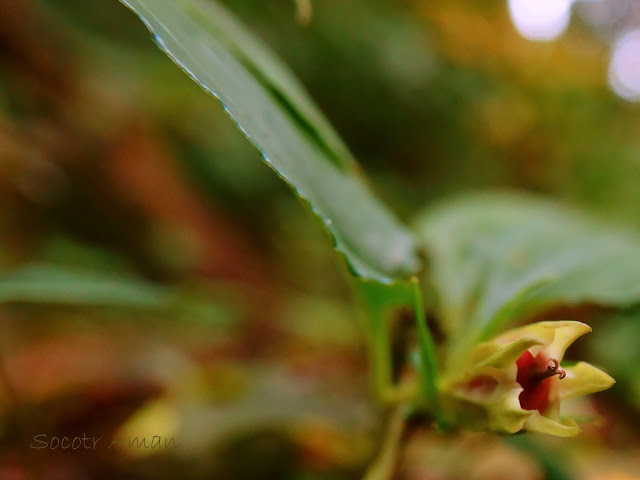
[0,0,639,479]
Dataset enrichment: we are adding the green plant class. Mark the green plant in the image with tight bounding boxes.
[4,0,640,476]
[116,0,638,440]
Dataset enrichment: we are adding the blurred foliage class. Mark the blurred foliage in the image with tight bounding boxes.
[415,192,640,344]
[1,0,640,479]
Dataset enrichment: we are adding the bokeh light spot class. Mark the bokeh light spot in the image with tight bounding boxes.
[609,29,640,102]
[508,0,574,41]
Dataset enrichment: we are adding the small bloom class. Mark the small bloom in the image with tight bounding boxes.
[440,321,615,436]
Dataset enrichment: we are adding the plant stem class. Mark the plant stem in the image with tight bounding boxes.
[363,405,408,480]
[410,277,443,426]
[371,309,394,402]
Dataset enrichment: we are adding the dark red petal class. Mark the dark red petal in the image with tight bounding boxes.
[516,350,552,413]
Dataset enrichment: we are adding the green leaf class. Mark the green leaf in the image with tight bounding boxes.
[414,191,640,343]
[119,0,419,283]
[0,264,174,308]
[176,0,356,170]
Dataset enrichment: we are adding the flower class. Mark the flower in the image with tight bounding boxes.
[440,321,615,436]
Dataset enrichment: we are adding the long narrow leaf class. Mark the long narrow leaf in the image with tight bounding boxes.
[119,0,420,283]
[183,0,357,170]
[0,264,173,308]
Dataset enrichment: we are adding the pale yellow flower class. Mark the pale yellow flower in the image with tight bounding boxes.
[440,321,615,436]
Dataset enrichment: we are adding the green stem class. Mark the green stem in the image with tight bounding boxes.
[363,405,408,480]
[410,277,443,426]
[371,307,393,402]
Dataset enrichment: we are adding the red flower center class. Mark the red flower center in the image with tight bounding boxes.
[516,350,564,413]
